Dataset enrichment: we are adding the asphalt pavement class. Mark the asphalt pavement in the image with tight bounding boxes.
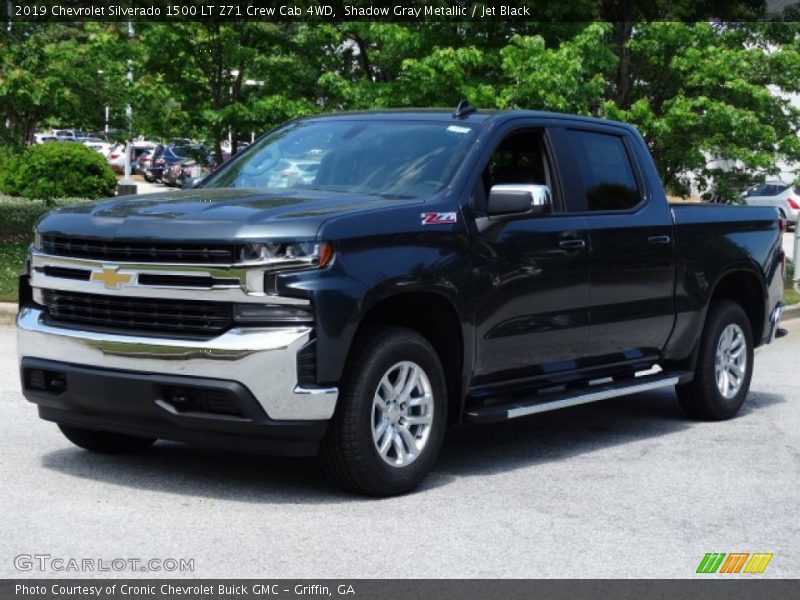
[0,320,798,579]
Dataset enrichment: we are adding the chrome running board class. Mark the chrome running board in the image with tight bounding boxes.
[466,371,690,424]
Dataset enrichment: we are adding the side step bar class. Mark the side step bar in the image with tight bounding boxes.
[466,371,692,424]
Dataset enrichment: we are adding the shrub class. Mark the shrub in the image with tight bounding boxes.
[0,195,90,235]
[0,143,116,201]
[0,145,21,193]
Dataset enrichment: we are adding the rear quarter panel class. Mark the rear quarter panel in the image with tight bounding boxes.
[665,203,783,359]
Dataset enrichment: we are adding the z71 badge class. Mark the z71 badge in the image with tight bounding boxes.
[421,212,457,225]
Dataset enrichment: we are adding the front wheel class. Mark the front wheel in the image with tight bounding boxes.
[58,424,156,453]
[320,326,447,496]
[676,300,754,420]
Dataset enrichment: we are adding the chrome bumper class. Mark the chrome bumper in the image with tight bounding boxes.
[16,307,337,420]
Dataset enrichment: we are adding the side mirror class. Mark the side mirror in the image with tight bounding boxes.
[487,184,552,218]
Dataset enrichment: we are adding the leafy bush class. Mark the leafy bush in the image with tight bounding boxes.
[0,145,20,193]
[0,195,90,235]
[0,143,116,201]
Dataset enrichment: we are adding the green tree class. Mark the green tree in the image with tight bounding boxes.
[604,22,800,197]
[0,23,130,146]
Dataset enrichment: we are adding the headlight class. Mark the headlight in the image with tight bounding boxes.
[238,241,333,270]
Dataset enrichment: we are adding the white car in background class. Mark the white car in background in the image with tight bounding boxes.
[743,181,800,229]
[108,141,158,174]
[83,141,113,158]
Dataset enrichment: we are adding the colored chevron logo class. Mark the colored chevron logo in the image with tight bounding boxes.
[696,552,773,574]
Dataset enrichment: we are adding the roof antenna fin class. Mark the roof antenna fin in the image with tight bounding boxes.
[453,100,477,119]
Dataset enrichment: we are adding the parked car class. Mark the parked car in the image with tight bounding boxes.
[83,141,114,158]
[132,149,153,175]
[52,129,77,139]
[742,181,799,229]
[175,159,216,187]
[162,161,185,187]
[145,144,209,182]
[17,109,785,496]
[108,142,157,175]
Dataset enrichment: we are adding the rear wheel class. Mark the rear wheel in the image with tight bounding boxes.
[58,424,156,453]
[676,300,754,420]
[320,326,447,496]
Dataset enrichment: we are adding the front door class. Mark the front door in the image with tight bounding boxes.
[470,127,591,389]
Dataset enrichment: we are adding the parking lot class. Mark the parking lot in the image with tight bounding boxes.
[0,317,797,579]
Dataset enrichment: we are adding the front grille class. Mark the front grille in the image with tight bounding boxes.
[41,235,236,264]
[43,290,232,337]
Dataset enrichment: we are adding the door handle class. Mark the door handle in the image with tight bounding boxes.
[558,239,586,249]
[648,235,671,245]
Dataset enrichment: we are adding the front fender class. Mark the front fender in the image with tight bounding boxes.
[280,233,474,386]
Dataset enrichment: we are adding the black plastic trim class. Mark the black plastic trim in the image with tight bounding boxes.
[21,358,328,457]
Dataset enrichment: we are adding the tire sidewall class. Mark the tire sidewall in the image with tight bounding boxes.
[700,302,754,418]
[343,331,447,493]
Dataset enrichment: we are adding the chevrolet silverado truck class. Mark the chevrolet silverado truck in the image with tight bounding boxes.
[17,108,785,496]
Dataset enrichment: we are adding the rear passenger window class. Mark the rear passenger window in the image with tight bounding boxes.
[565,130,641,211]
[773,184,789,195]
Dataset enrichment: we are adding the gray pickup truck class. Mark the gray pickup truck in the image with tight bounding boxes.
[17,108,785,495]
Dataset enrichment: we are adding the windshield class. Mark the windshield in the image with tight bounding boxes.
[203,119,477,198]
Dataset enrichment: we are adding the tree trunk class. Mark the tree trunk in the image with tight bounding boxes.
[612,20,634,109]
[352,33,374,82]
[604,0,636,110]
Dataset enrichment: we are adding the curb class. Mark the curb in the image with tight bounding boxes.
[782,304,800,322]
[0,302,17,317]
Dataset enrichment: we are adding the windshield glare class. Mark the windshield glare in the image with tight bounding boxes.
[203,120,476,198]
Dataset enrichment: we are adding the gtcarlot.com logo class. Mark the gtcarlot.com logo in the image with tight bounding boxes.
[696,552,773,574]
[14,554,194,573]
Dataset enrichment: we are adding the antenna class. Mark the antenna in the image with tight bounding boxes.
[453,100,477,119]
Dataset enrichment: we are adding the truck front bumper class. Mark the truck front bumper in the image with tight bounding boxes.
[16,307,338,455]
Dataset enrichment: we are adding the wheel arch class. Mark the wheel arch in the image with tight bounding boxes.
[352,289,469,425]
[706,267,767,346]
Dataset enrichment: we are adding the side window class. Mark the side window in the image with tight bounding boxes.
[564,130,641,211]
[746,185,761,197]
[772,184,789,196]
[475,130,551,213]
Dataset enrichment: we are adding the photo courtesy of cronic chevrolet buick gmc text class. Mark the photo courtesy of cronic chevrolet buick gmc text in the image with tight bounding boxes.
[16,107,786,496]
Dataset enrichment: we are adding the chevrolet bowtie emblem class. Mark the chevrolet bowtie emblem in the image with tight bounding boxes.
[90,266,134,289]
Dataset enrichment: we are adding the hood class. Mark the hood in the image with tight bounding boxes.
[36,187,418,242]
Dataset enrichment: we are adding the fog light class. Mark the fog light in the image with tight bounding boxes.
[232,303,313,324]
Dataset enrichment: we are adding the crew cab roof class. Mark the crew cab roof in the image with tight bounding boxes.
[301,108,636,132]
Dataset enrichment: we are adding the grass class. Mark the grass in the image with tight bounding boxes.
[784,282,800,307]
[0,233,29,302]
[0,195,91,302]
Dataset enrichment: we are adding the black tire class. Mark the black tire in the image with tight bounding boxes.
[320,326,447,496]
[676,300,754,420]
[144,174,155,183]
[58,424,156,454]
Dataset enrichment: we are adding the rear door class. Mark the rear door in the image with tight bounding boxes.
[549,126,676,366]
